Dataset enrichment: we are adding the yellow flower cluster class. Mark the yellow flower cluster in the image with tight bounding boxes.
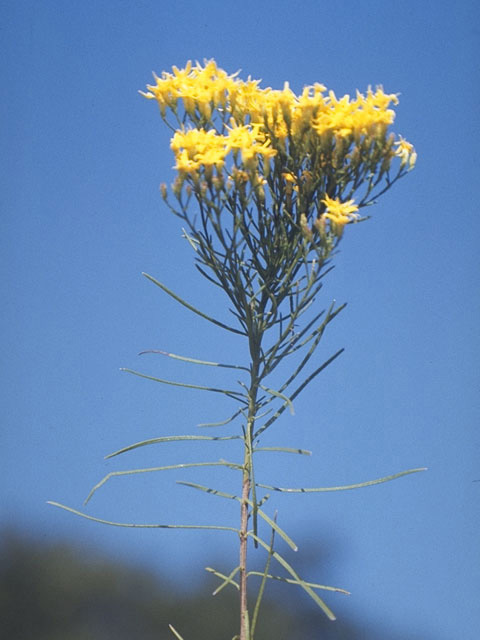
[143,60,416,238]
[170,129,227,172]
[226,122,277,164]
[142,59,410,143]
[169,121,278,175]
[140,59,236,118]
[312,88,397,137]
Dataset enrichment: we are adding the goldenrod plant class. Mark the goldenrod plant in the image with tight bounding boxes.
[50,60,424,640]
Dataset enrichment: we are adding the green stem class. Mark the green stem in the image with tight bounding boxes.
[239,328,262,640]
[239,456,250,640]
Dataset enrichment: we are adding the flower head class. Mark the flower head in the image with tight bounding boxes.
[320,195,360,237]
[394,136,417,168]
[171,128,227,174]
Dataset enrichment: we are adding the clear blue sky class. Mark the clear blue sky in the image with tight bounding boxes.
[2,1,479,638]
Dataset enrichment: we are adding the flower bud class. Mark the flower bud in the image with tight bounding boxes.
[300,213,313,241]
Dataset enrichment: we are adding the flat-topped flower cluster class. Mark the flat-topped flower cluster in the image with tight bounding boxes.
[142,60,415,244]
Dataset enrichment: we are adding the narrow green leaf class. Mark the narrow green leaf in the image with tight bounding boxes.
[177,481,238,501]
[257,467,428,493]
[138,349,249,372]
[121,367,246,402]
[47,502,239,533]
[246,501,297,552]
[194,263,226,289]
[169,624,185,640]
[250,533,336,620]
[259,384,295,414]
[247,572,350,594]
[276,308,326,355]
[197,409,242,427]
[253,447,312,456]
[205,566,240,594]
[143,272,245,335]
[181,226,199,252]
[105,434,241,459]
[84,461,243,505]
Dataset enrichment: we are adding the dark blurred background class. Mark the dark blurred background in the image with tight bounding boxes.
[1,528,436,640]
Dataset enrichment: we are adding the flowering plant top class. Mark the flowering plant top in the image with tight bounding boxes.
[142,59,415,242]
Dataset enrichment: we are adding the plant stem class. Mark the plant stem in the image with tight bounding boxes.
[239,455,250,640]
[239,334,261,640]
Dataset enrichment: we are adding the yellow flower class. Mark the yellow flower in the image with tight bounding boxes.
[281,172,299,192]
[281,172,296,183]
[226,121,262,149]
[195,146,227,167]
[140,73,178,116]
[229,79,264,122]
[363,85,399,110]
[312,86,398,138]
[321,194,359,220]
[226,121,277,165]
[171,128,227,174]
[320,195,359,236]
[394,136,417,168]
[291,84,327,136]
[143,59,238,119]
[174,150,200,173]
[171,128,223,155]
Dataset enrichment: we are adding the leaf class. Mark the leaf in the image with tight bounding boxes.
[47,502,239,533]
[197,408,242,427]
[169,624,185,640]
[259,384,295,414]
[105,434,241,459]
[250,533,337,620]
[138,349,249,372]
[143,272,245,335]
[84,460,242,505]
[253,447,312,456]
[181,226,199,252]
[177,481,238,501]
[120,367,246,402]
[205,566,240,594]
[247,572,350,594]
[257,467,428,493]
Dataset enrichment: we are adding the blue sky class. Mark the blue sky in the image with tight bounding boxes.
[2,1,479,637]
